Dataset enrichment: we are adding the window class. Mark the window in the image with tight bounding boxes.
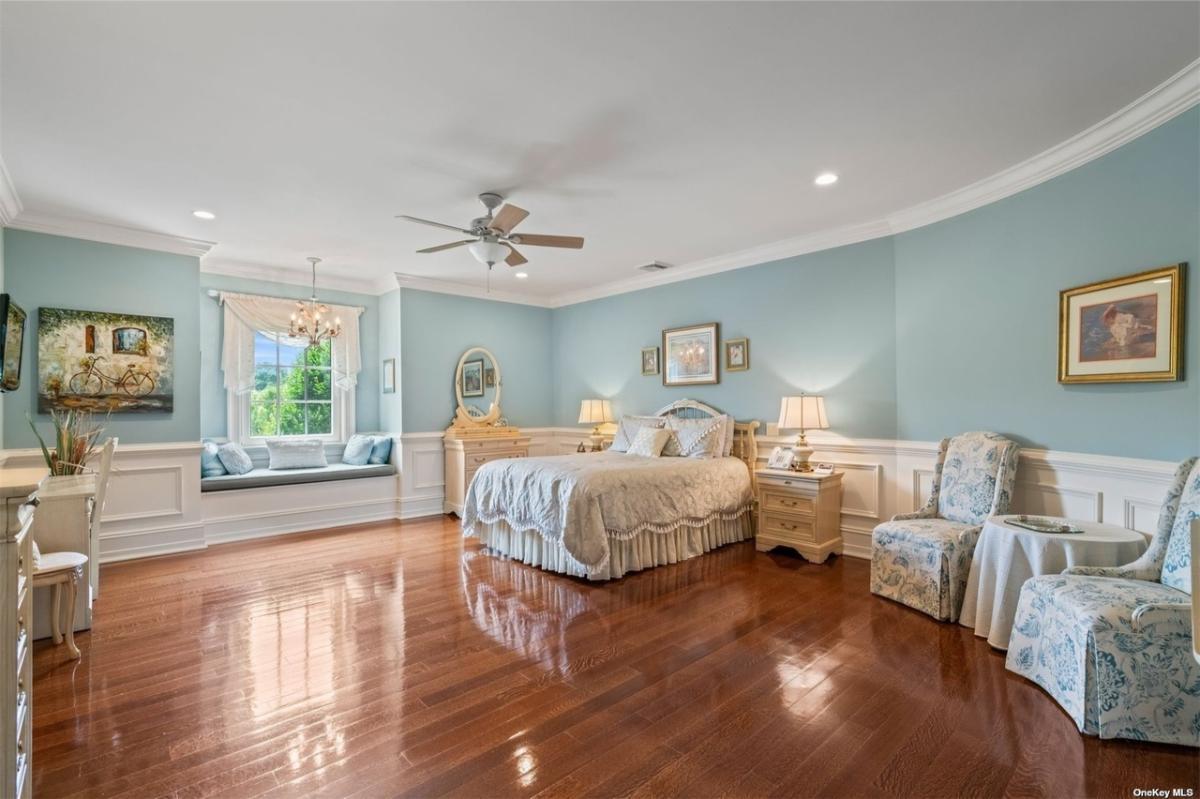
[250,332,334,437]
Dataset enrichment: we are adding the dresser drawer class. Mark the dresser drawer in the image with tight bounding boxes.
[461,438,526,453]
[15,608,28,674]
[464,449,526,469]
[762,513,816,543]
[762,491,814,516]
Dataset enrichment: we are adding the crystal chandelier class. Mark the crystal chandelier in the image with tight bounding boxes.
[289,257,341,348]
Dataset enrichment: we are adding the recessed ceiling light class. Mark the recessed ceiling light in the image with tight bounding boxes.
[192,210,216,220]
[814,173,839,187]
[514,271,529,280]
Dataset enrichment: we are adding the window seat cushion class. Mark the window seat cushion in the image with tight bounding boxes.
[201,462,396,492]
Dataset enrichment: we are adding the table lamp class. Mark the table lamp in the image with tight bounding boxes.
[777,394,829,471]
[578,399,614,451]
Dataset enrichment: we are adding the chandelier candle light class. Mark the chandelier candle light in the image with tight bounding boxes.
[290,257,342,349]
[778,394,829,471]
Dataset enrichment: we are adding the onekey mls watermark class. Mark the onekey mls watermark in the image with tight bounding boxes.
[1132,790,1195,798]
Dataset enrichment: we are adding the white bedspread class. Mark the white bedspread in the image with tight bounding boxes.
[462,452,754,575]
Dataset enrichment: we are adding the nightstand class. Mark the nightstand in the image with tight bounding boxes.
[755,469,843,563]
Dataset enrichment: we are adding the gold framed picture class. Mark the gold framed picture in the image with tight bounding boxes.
[1059,263,1185,383]
[724,338,749,371]
[663,322,719,386]
[640,346,659,376]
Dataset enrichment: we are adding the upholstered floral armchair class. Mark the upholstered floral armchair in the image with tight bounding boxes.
[1006,458,1200,747]
[870,432,1020,622]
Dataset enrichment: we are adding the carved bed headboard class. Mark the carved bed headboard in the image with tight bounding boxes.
[653,399,760,489]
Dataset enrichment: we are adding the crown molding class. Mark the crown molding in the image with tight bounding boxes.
[7,211,215,257]
[550,58,1199,309]
[201,257,381,296]
[552,218,894,307]
[886,58,1200,235]
[392,272,555,308]
[0,156,22,226]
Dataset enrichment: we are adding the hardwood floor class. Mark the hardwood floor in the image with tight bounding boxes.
[33,516,1198,798]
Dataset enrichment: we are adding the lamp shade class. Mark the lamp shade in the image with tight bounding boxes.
[578,399,614,425]
[469,239,510,266]
[778,395,829,431]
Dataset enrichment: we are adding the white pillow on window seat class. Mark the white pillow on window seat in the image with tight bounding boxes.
[267,438,327,470]
[625,427,672,458]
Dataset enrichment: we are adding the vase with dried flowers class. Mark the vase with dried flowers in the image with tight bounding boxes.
[26,410,106,476]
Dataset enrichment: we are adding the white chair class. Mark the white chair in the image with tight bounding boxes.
[33,437,116,659]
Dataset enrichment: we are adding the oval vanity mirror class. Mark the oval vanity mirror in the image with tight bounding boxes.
[452,346,503,428]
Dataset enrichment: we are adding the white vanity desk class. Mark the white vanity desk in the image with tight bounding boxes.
[2,468,98,638]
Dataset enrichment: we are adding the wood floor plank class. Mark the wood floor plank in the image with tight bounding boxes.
[30,516,1199,798]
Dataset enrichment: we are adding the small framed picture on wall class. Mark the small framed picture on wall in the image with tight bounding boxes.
[382,358,396,394]
[641,346,660,376]
[724,338,749,371]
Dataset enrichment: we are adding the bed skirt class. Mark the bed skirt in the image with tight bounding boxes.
[468,510,755,580]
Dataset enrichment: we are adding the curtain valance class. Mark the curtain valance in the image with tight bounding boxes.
[219,291,364,394]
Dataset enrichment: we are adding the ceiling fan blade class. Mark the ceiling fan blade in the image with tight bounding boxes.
[417,240,474,254]
[396,214,473,235]
[505,246,528,267]
[511,233,584,249]
[488,204,530,236]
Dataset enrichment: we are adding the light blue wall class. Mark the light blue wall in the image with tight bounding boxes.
[198,273,380,438]
[552,238,899,438]
[2,230,201,447]
[894,107,1199,460]
[400,289,554,432]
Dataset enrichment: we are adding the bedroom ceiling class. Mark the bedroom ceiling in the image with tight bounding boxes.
[1,2,1197,302]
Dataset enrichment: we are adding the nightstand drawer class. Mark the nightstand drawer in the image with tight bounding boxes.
[762,491,814,516]
[763,514,816,543]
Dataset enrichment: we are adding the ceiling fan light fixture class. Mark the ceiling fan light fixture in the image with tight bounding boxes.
[814,172,839,186]
[468,239,510,266]
[514,271,529,280]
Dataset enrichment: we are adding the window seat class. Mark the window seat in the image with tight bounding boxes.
[201,462,397,492]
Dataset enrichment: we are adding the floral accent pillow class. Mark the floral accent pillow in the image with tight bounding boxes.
[626,427,672,458]
[610,415,666,452]
[663,416,727,459]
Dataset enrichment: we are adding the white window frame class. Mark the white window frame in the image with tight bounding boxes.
[227,332,355,446]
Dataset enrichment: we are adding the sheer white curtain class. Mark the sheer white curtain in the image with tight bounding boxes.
[219,291,364,393]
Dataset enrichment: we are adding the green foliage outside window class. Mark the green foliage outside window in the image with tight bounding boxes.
[250,335,333,437]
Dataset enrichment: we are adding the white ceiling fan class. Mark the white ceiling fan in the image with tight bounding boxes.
[397,192,584,270]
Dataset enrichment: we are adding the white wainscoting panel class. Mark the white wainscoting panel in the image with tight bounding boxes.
[398,432,445,519]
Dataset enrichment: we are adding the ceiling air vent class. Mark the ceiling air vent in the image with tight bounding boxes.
[638,261,671,273]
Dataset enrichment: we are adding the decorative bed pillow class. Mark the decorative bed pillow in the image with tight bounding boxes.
[368,436,393,465]
[663,415,728,459]
[201,439,228,478]
[342,434,374,465]
[626,426,672,458]
[216,442,254,475]
[267,438,327,470]
[610,415,666,452]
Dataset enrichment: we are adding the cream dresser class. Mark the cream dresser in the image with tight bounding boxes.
[443,432,530,516]
[1,471,39,799]
[755,469,843,563]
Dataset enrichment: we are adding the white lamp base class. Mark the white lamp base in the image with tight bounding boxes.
[791,433,814,471]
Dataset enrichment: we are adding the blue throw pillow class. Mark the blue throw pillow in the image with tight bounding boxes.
[200,439,228,478]
[342,434,374,466]
[216,442,254,475]
[368,436,393,465]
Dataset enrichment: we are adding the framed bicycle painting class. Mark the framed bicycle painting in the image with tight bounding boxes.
[37,307,174,413]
